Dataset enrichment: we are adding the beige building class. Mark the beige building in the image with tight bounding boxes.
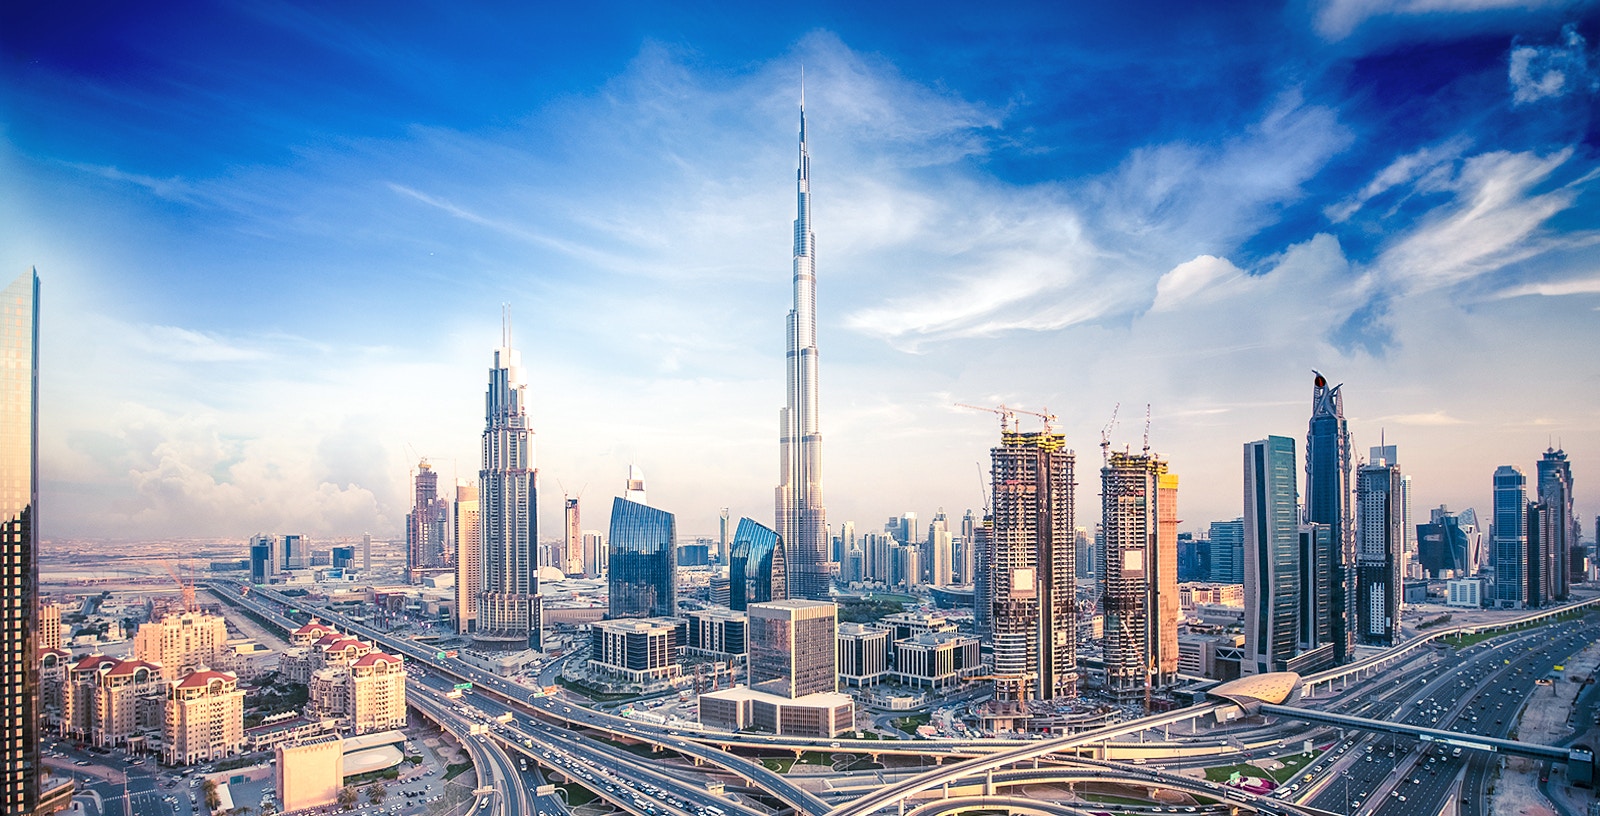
[698,686,853,737]
[88,659,167,751]
[164,669,245,766]
[276,735,345,812]
[39,601,62,651]
[308,651,407,735]
[455,483,481,634]
[280,630,375,684]
[134,611,229,682]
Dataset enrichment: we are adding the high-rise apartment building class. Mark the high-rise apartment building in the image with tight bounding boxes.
[608,475,677,620]
[405,461,450,578]
[730,518,785,611]
[564,496,582,576]
[1356,455,1403,646]
[454,483,481,634]
[1245,436,1300,674]
[475,325,541,649]
[718,508,731,565]
[1100,450,1179,704]
[987,423,1077,702]
[929,525,954,587]
[2,270,43,813]
[1537,448,1575,598]
[163,670,245,766]
[132,612,229,682]
[582,530,605,578]
[748,600,837,698]
[971,517,994,639]
[1304,371,1354,663]
[1493,466,1528,608]
[775,95,831,602]
[1528,498,1557,608]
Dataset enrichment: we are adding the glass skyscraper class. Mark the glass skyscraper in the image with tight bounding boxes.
[608,497,677,619]
[730,517,785,611]
[1304,371,1354,663]
[1208,518,1245,584]
[475,326,541,649]
[1537,448,1575,598]
[1492,465,1528,608]
[1244,436,1299,674]
[1,269,42,813]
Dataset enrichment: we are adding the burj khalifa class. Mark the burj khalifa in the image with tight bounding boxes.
[776,88,831,601]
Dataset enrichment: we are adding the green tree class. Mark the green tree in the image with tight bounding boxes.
[202,779,221,812]
[367,785,387,806]
[337,785,358,811]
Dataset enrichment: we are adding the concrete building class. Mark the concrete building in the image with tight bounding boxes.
[308,650,406,736]
[1446,579,1483,608]
[698,686,853,737]
[588,618,683,684]
[582,530,606,579]
[275,735,345,813]
[684,608,746,659]
[475,323,542,650]
[985,422,1077,704]
[164,669,245,766]
[1178,583,1243,610]
[836,623,890,687]
[406,460,451,579]
[77,659,166,751]
[133,611,229,682]
[454,483,481,634]
[564,496,583,576]
[39,602,61,652]
[1356,453,1403,647]
[748,600,837,698]
[1100,449,1180,704]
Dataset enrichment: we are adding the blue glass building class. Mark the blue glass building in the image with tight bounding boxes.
[1492,466,1527,608]
[608,497,677,619]
[1208,519,1245,584]
[1305,371,1354,663]
[1245,436,1300,674]
[730,518,786,611]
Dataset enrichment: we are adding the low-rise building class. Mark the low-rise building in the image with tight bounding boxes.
[893,632,981,690]
[698,686,853,737]
[133,611,230,682]
[836,623,889,687]
[276,735,345,813]
[684,608,747,659]
[1447,579,1483,608]
[588,618,683,684]
[307,652,407,736]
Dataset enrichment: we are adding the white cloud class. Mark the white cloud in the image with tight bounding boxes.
[1493,273,1600,297]
[1150,255,1246,313]
[1324,137,1471,223]
[1314,0,1572,41]
[1510,24,1597,104]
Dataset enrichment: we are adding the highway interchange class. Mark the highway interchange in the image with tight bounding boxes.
[209,581,1600,816]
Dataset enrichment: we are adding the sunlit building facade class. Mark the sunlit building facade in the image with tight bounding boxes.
[730,518,785,612]
[608,497,677,619]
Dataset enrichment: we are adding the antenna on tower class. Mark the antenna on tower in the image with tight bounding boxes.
[502,303,511,347]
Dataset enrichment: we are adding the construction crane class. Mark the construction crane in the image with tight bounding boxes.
[955,403,1017,434]
[975,462,991,515]
[164,560,196,613]
[1012,406,1058,434]
[1100,403,1121,465]
[1142,403,1152,455]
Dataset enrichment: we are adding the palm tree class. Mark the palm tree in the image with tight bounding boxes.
[367,785,387,806]
[337,785,358,811]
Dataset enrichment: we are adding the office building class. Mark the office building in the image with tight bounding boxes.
[775,94,831,602]
[1208,519,1245,584]
[1528,499,1557,608]
[589,618,684,684]
[163,670,245,766]
[1304,371,1354,663]
[987,422,1077,702]
[609,481,677,620]
[249,536,274,583]
[1537,447,1575,596]
[1356,454,1403,647]
[1244,436,1300,674]
[685,608,747,659]
[1,270,45,813]
[132,611,229,682]
[582,530,606,578]
[680,540,711,567]
[563,496,582,576]
[1297,523,1335,659]
[275,735,344,813]
[748,600,837,698]
[730,518,786,611]
[835,623,890,687]
[405,461,450,578]
[894,632,982,690]
[1447,579,1483,608]
[475,322,541,650]
[1492,466,1528,608]
[331,546,355,569]
[1418,508,1473,578]
[454,483,481,634]
[1100,450,1180,703]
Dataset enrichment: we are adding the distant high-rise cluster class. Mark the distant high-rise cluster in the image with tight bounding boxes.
[405,460,451,579]
[1492,447,1581,609]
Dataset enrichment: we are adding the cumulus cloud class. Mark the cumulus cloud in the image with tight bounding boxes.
[1510,24,1598,104]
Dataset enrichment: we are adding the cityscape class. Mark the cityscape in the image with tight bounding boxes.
[4,5,1600,816]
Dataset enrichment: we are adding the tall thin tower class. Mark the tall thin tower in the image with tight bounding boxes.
[777,81,830,601]
[475,309,541,650]
[2,270,42,813]
[1305,371,1354,663]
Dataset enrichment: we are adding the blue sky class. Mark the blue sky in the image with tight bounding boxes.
[3,0,1598,543]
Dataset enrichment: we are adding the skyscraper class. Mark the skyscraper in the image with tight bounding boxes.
[1,269,42,813]
[405,460,450,579]
[775,90,830,602]
[1492,466,1528,608]
[475,322,541,649]
[608,469,677,620]
[1537,448,1574,598]
[1208,518,1245,584]
[1100,450,1179,704]
[730,518,786,611]
[748,600,837,698]
[1244,436,1299,674]
[454,483,481,635]
[1305,371,1354,663]
[563,496,582,577]
[1356,454,1403,647]
[987,422,1077,702]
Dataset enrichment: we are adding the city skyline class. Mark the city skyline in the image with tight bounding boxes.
[3,4,1599,543]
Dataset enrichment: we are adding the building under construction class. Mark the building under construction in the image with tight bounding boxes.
[987,422,1078,708]
[1100,450,1179,706]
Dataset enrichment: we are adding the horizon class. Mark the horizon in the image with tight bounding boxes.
[4,3,1598,545]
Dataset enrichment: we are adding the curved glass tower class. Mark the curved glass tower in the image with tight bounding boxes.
[1305,371,1353,663]
[608,497,677,619]
[730,517,786,611]
[777,88,831,601]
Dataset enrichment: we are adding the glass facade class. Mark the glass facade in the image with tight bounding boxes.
[608,497,677,619]
[1305,372,1354,663]
[1245,436,1299,673]
[749,600,837,698]
[1,270,40,813]
[1492,466,1527,607]
[730,518,785,611]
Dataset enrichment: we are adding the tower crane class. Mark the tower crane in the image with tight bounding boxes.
[1012,406,1058,434]
[955,403,1017,434]
[1142,403,1152,455]
[164,559,196,613]
[1100,403,1120,465]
